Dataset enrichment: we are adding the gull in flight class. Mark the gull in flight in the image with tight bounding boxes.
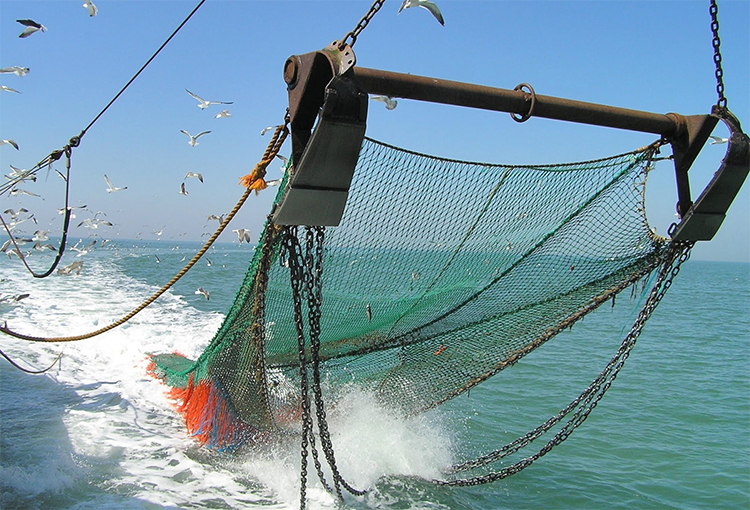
[78,217,112,229]
[185,89,232,110]
[82,0,98,17]
[1,139,19,150]
[58,260,84,275]
[1,85,21,94]
[232,228,251,244]
[0,67,30,77]
[260,126,278,136]
[179,182,188,195]
[709,135,729,145]
[104,174,127,192]
[371,95,398,110]
[70,239,97,257]
[206,214,225,224]
[195,287,210,300]
[397,0,445,26]
[9,188,41,198]
[3,208,29,220]
[6,165,36,183]
[215,110,231,119]
[181,130,210,147]
[17,19,48,38]
[185,171,203,183]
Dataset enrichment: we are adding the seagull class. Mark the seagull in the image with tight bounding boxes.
[57,260,84,276]
[1,140,19,150]
[104,174,127,192]
[232,228,251,244]
[709,135,729,145]
[266,178,282,187]
[215,110,231,119]
[371,95,398,110]
[206,214,225,224]
[260,126,277,136]
[195,287,210,300]
[0,67,30,77]
[70,239,97,257]
[180,130,210,147]
[185,89,232,110]
[397,0,445,26]
[3,208,29,220]
[32,230,49,242]
[78,218,112,229]
[179,182,188,195]
[5,165,36,183]
[82,0,98,17]
[0,85,21,94]
[17,19,48,38]
[185,171,203,183]
[9,188,41,198]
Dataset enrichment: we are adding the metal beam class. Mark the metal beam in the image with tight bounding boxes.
[352,67,688,138]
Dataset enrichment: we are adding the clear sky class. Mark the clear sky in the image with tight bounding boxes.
[1,0,748,262]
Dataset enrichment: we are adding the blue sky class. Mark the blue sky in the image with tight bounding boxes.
[1,0,748,261]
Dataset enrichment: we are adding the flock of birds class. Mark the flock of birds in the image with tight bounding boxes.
[2,0,447,304]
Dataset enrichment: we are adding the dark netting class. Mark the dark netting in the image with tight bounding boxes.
[149,136,668,449]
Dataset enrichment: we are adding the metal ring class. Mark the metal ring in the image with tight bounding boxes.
[511,83,536,123]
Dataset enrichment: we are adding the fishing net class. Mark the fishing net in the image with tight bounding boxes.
[149,136,669,449]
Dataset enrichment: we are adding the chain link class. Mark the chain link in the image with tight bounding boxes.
[283,225,365,509]
[709,0,727,110]
[437,241,693,486]
[339,0,387,49]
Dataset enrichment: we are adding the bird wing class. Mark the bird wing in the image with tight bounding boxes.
[185,89,205,104]
[420,1,445,25]
[104,174,114,188]
[195,131,211,138]
[17,19,42,29]
[180,129,192,138]
[398,0,410,14]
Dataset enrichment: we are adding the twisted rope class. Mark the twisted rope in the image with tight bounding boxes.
[0,123,289,343]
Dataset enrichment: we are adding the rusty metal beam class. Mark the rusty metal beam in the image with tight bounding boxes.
[352,66,688,138]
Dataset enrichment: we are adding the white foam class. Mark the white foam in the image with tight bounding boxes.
[1,252,456,509]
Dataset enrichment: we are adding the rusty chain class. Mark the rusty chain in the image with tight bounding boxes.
[436,241,693,486]
[338,0,387,49]
[283,225,365,509]
[709,0,727,111]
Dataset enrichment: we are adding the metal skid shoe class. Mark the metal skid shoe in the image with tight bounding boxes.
[271,43,368,227]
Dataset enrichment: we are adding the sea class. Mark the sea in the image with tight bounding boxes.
[0,239,748,510]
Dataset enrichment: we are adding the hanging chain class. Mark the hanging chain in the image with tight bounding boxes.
[282,225,365,509]
[339,0,387,49]
[437,241,693,486]
[709,0,727,111]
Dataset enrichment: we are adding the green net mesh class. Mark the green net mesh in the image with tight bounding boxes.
[149,136,668,449]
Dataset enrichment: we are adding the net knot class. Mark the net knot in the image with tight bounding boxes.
[239,159,272,194]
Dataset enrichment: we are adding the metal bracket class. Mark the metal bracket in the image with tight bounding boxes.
[670,108,750,241]
[272,44,368,226]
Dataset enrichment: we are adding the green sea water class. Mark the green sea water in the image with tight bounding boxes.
[1,242,748,509]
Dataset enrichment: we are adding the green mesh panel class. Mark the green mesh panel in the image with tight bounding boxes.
[152,137,667,443]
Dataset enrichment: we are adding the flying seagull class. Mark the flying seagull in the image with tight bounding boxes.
[195,287,210,300]
[82,0,98,17]
[371,95,398,110]
[232,228,251,244]
[104,174,127,193]
[179,182,188,195]
[397,0,445,26]
[180,129,211,147]
[215,110,231,119]
[0,67,30,77]
[1,139,19,150]
[709,135,729,145]
[185,89,232,110]
[185,171,203,183]
[206,214,225,224]
[0,86,21,94]
[17,19,48,38]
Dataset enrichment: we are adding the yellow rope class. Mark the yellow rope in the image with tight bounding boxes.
[1,122,289,343]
